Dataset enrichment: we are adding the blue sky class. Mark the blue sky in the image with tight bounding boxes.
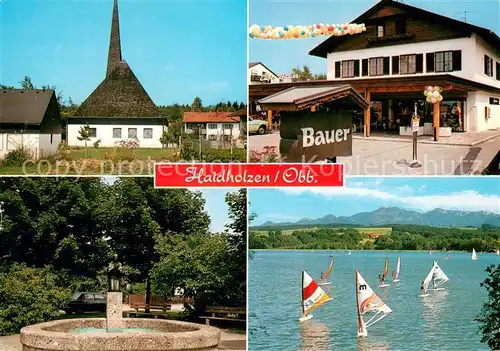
[0,0,246,106]
[249,0,500,77]
[249,177,500,225]
[200,188,232,233]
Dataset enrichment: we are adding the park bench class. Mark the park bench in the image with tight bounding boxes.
[129,303,172,313]
[200,306,246,326]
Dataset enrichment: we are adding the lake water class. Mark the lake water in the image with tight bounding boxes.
[248,250,499,351]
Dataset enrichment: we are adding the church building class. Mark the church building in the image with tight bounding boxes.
[67,0,165,148]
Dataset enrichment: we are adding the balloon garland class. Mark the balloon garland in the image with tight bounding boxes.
[423,86,443,104]
[248,23,366,40]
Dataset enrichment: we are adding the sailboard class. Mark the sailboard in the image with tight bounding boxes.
[392,257,401,283]
[356,270,392,337]
[378,257,390,288]
[348,251,352,256]
[496,249,499,255]
[300,271,332,322]
[471,248,478,260]
[319,256,334,286]
[421,261,449,296]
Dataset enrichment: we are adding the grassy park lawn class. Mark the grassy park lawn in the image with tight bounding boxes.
[0,146,246,175]
[67,147,176,160]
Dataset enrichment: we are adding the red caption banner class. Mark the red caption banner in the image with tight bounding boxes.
[154,163,344,188]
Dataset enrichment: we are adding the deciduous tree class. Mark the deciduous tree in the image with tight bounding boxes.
[476,264,500,350]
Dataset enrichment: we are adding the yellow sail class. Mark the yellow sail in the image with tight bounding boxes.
[382,257,389,278]
[324,257,334,279]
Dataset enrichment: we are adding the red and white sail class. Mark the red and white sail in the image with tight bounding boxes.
[356,270,392,337]
[301,271,332,321]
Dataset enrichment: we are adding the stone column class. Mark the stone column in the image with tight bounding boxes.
[106,292,123,331]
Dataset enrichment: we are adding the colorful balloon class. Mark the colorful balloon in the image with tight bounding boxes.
[249,23,366,39]
[424,86,443,103]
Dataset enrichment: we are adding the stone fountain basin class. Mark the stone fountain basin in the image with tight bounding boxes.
[20,318,221,350]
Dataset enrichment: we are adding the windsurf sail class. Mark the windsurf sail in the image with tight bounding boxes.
[392,257,401,282]
[382,257,389,279]
[496,249,499,255]
[302,271,332,319]
[356,270,392,337]
[323,257,334,280]
[472,249,478,260]
[422,261,449,293]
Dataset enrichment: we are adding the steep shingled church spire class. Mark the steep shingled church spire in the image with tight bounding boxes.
[73,0,160,118]
[107,0,122,76]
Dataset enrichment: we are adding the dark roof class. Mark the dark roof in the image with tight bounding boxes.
[258,85,369,111]
[310,0,500,58]
[248,62,280,79]
[73,63,161,117]
[184,112,239,123]
[73,0,160,117]
[0,89,56,124]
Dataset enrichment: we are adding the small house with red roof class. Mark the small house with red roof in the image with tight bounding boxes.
[183,111,241,143]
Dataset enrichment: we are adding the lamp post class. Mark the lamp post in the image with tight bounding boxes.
[108,265,122,293]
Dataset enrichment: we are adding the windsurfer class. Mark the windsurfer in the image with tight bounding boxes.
[431,272,436,289]
[420,280,425,294]
[320,272,325,282]
[378,274,384,285]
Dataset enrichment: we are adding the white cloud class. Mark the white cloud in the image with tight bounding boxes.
[395,185,414,193]
[278,188,500,214]
[280,187,394,200]
[347,178,384,188]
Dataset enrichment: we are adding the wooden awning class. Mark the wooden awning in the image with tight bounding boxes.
[250,74,500,103]
[258,85,369,111]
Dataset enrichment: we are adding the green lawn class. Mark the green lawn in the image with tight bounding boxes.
[252,226,393,236]
[0,147,246,175]
[67,147,176,160]
[355,227,393,235]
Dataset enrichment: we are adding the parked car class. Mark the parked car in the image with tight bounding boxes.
[62,292,107,314]
[248,117,267,135]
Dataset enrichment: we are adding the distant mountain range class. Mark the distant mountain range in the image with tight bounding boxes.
[255,207,500,228]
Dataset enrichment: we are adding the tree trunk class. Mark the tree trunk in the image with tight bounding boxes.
[145,276,151,313]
